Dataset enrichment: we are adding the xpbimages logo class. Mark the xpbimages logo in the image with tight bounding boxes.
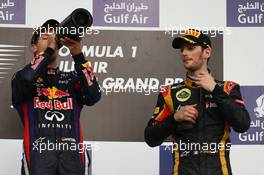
[32,24,100,38]
[32,137,100,154]
[159,141,231,175]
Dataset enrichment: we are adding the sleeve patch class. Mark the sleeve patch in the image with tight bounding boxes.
[31,54,45,70]
[224,81,238,95]
[82,61,93,72]
[154,107,160,114]
[235,99,245,105]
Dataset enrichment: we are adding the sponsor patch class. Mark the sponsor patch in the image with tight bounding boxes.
[224,81,237,95]
[36,77,44,83]
[183,29,201,38]
[176,88,191,102]
[82,61,93,72]
[154,107,160,114]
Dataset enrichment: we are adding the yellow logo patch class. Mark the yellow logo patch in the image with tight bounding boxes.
[82,61,92,69]
[154,107,160,114]
[176,88,191,102]
[36,77,44,83]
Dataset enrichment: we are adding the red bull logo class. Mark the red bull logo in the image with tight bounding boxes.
[34,97,73,110]
[35,86,72,110]
[37,86,69,100]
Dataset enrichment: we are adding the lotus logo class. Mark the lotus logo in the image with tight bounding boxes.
[176,88,191,102]
[254,94,264,118]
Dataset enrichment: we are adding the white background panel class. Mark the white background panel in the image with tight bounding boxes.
[224,28,264,85]
[160,0,226,28]
[26,0,92,28]
[0,140,262,175]
[92,142,159,175]
[0,139,22,174]
[230,145,264,175]
[0,140,160,175]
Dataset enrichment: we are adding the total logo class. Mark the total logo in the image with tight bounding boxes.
[37,86,70,100]
[34,98,73,110]
[254,94,264,118]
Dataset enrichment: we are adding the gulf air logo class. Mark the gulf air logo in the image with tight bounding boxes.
[254,94,264,118]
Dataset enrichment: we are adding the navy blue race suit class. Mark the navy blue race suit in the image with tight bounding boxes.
[12,47,101,175]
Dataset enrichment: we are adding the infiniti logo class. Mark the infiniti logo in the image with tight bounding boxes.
[45,111,65,122]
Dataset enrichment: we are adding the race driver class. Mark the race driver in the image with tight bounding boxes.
[11,19,101,175]
[144,29,250,175]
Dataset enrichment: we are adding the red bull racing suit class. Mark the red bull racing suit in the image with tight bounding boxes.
[144,76,250,175]
[12,47,101,175]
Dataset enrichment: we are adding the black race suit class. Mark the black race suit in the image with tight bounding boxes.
[145,76,250,175]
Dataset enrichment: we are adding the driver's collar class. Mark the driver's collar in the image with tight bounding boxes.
[184,69,211,88]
